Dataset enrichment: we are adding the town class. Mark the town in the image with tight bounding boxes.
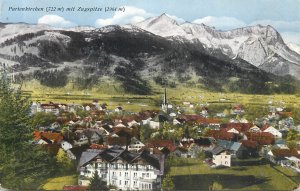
[10,88,297,190]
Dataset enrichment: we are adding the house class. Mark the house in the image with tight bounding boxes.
[78,148,165,190]
[84,129,102,144]
[231,105,245,115]
[106,135,127,149]
[248,125,261,133]
[128,137,145,153]
[285,156,300,172]
[142,117,152,126]
[196,118,221,129]
[40,102,62,115]
[240,140,259,157]
[149,114,169,129]
[220,123,252,135]
[262,125,282,138]
[33,131,64,144]
[127,120,139,127]
[61,140,73,151]
[171,147,189,158]
[206,130,238,141]
[74,130,89,146]
[267,148,300,167]
[114,106,123,112]
[211,146,231,167]
[245,132,275,145]
[216,140,245,158]
[145,140,176,155]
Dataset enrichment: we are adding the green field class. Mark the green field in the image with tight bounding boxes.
[20,80,300,113]
[169,158,300,190]
[42,175,78,190]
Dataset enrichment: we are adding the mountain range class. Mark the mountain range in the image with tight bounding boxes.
[0,14,299,94]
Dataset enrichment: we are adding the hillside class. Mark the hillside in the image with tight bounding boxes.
[0,21,299,95]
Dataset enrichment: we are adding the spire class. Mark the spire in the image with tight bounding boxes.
[164,88,167,105]
[162,88,168,113]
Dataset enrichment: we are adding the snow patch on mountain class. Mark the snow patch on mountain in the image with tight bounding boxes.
[135,14,300,79]
[287,43,300,55]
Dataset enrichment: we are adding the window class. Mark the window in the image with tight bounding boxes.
[134,172,137,177]
[149,184,152,189]
[133,181,137,186]
[125,181,128,186]
[112,172,116,177]
[125,172,128,177]
[119,172,121,176]
[119,180,122,185]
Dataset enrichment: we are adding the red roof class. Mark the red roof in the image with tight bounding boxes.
[240,140,258,149]
[178,114,204,121]
[147,140,176,152]
[245,132,275,145]
[63,185,88,191]
[196,118,220,124]
[107,136,127,146]
[278,112,293,117]
[221,123,252,133]
[232,105,244,110]
[90,144,108,150]
[271,148,300,158]
[33,131,63,143]
[206,130,237,141]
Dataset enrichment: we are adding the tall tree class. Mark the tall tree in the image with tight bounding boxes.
[162,173,175,191]
[89,171,109,191]
[56,148,74,174]
[0,74,56,190]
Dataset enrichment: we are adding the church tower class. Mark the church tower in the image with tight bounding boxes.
[161,88,168,113]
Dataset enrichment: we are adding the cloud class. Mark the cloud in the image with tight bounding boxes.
[95,6,153,27]
[281,32,300,45]
[193,16,246,30]
[38,15,75,28]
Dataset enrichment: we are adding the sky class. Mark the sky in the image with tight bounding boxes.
[0,0,299,44]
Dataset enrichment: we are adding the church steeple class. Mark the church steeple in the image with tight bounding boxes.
[164,88,167,105]
[162,88,168,113]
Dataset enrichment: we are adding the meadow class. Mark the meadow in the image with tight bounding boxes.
[169,158,300,190]
[20,80,300,113]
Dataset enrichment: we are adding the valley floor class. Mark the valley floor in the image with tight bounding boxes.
[169,158,300,190]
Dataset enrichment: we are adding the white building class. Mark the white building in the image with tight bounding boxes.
[128,137,145,153]
[78,148,164,190]
[211,146,231,167]
[61,140,73,151]
[263,126,282,138]
[212,151,231,167]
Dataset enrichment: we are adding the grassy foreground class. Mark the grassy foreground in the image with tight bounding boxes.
[42,175,78,190]
[169,158,300,190]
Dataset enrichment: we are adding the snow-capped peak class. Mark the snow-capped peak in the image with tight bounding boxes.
[135,13,186,37]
